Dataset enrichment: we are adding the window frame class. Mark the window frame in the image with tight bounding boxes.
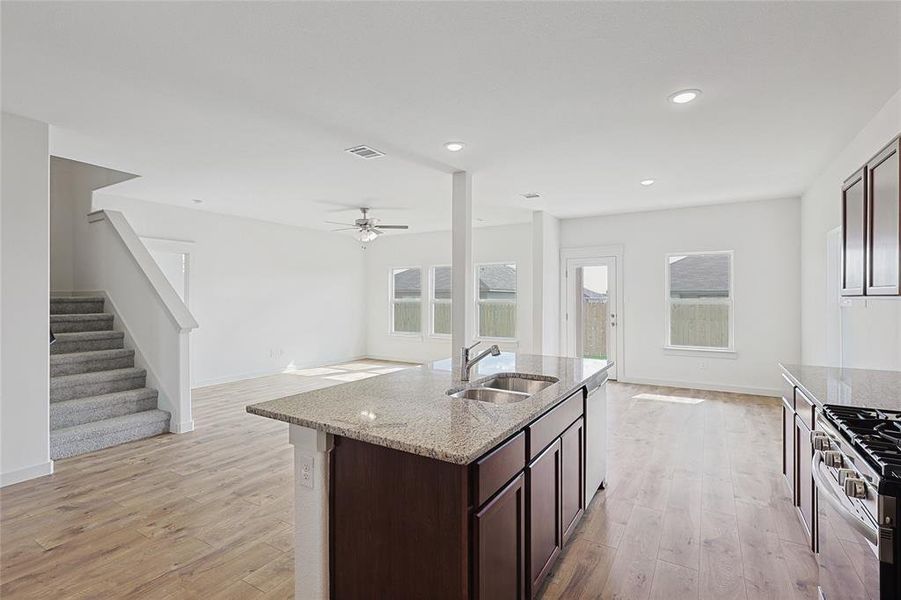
[474,261,518,342]
[388,266,423,337]
[664,250,735,353]
[428,265,452,338]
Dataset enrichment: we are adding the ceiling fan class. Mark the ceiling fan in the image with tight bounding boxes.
[326,207,409,244]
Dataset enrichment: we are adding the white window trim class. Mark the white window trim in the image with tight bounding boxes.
[474,261,518,342]
[388,266,423,337]
[428,265,452,339]
[663,250,735,353]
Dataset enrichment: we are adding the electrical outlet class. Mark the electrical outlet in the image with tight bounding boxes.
[299,454,314,489]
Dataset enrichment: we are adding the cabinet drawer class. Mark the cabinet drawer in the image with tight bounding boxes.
[474,432,526,507]
[528,389,584,460]
[796,387,815,430]
[781,374,795,410]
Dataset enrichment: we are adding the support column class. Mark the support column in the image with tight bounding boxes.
[289,424,333,600]
[451,171,473,356]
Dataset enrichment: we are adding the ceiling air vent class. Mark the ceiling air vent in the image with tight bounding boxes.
[522,193,541,200]
[345,145,386,159]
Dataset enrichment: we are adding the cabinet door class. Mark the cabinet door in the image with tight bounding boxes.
[795,416,817,551]
[782,398,796,503]
[527,438,561,597]
[561,418,585,545]
[842,167,867,296]
[866,137,901,295]
[473,473,526,600]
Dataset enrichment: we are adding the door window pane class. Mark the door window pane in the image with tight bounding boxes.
[579,265,608,359]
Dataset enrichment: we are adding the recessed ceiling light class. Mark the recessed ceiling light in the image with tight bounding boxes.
[640,179,656,186]
[668,89,701,104]
[444,141,465,152]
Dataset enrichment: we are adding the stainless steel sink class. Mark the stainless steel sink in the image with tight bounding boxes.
[479,375,558,395]
[447,373,559,404]
[449,387,529,404]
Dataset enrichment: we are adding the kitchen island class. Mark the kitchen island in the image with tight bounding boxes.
[247,353,612,600]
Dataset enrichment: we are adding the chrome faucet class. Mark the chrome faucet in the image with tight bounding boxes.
[460,341,501,382]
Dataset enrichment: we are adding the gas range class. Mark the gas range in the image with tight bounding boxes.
[821,405,901,488]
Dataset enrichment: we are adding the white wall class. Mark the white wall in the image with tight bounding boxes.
[94,194,367,386]
[561,197,801,396]
[50,157,137,292]
[800,88,901,369]
[1,112,52,486]
[365,223,533,363]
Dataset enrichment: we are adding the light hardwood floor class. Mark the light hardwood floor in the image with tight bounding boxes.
[1,365,817,599]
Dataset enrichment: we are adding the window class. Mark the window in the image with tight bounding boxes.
[430,266,452,336]
[666,251,733,350]
[476,263,517,339]
[390,267,421,334]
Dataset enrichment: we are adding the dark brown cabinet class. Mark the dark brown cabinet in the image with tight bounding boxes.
[842,134,901,297]
[781,374,817,551]
[560,418,584,544]
[842,167,867,295]
[866,138,901,295]
[782,397,796,501]
[795,415,816,550]
[527,438,562,597]
[473,473,526,600]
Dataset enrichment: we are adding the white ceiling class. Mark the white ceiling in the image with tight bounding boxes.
[2,2,899,233]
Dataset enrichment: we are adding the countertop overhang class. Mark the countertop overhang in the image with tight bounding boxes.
[779,362,901,412]
[247,353,612,464]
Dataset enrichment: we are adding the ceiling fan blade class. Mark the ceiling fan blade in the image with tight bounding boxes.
[377,225,409,229]
[330,228,358,232]
[324,220,355,226]
[371,228,385,235]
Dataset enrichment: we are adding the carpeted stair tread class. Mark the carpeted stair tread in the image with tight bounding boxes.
[51,348,135,376]
[51,388,159,429]
[50,409,171,460]
[50,296,106,315]
[50,367,146,402]
[50,330,124,354]
[50,313,114,332]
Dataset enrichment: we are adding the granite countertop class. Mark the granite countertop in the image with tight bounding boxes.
[247,353,612,464]
[780,363,901,412]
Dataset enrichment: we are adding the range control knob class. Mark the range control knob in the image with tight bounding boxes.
[813,436,833,451]
[824,451,844,468]
[843,476,867,499]
[837,468,857,485]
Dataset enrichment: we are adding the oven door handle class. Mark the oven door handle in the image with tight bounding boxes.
[811,450,879,545]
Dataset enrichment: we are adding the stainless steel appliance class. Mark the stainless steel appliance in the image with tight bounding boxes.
[813,406,900,599]
[584,381,607,507]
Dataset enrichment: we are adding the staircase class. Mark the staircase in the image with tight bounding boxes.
[50,296,171,459]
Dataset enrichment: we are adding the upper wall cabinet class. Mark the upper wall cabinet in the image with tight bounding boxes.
[866,138,901,295]
[841,135,901,297]
[842,167,867,295]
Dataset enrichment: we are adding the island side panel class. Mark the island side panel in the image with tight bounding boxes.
[289,424,334,600]
[329,436,471,600]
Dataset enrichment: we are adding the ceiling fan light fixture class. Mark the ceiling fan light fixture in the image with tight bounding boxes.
[358,229,378,244]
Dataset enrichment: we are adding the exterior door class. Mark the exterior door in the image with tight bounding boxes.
[564,257,617,379]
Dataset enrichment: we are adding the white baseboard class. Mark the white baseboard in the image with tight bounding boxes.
[1,460,54,488]
[617,376,779,398]
[192,355,370,388]
[171,419,195,434]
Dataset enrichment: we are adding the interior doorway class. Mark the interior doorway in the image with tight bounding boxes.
[563,255,618,379]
